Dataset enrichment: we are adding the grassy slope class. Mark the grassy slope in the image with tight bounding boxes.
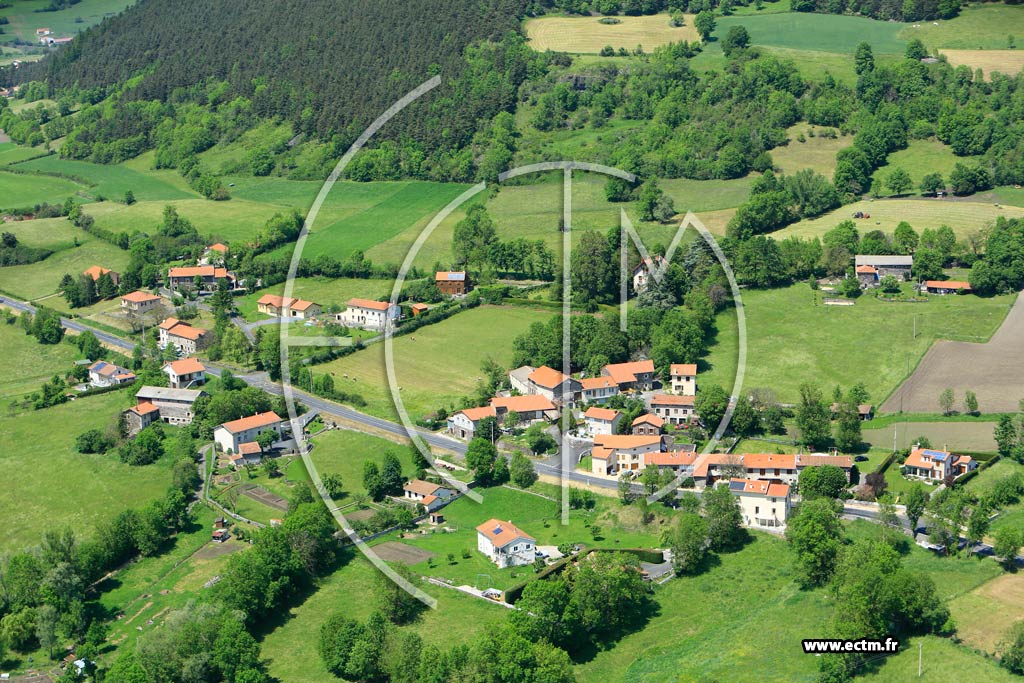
[900,5,1024,50]
[0,168,88,209]
[0,0,134,43]
[0,391,174,554]
[0,232,131,301]
[14,155,197,201]
[870,139,983,188]
[523,13,700,53]
[716,12,907,54]
[312,305,555,421]
[307,428,419,499]
[771,125,855,179]
[0,142,49,166]
[0,321,83,400]
[702,282,1016,405]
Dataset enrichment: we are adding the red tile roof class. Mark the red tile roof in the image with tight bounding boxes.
[238,442,262,455]
[670,363,697,376]
[730,477,790,497]
[165,323,207,341]
[121,290,161,304]
[455,406,496,422]
[593,434,662,449]
[168,265,228,278]
[644,449,697,467]
[855,265,878,274]
[584,406,621,422]
[404,479,444,496]
[796,454,854,469]
[163,358,206,375]
[590,446,614,461]
[651,394,695,406]
[219,411,282,434]
[489,395,556,413]
[83,265,115,281]
[476,519,534,547]
[632,413,664,427]
[129,401,160,416]
[925,280,972,291]
[602,360,655,385]
[581,376,617,391]
[347,297,394,311]
[158,317,182,330]
[208,243,229,253]
[528,365,571,389]
[258,294,318,311]
[743,453,797,470]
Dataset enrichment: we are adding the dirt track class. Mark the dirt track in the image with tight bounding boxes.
[882,291,1024,413]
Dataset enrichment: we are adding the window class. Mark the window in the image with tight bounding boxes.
[755,506,760,514]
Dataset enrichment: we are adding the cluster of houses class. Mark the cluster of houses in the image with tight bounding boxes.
[853,255,972,295]
[36,27,72,46]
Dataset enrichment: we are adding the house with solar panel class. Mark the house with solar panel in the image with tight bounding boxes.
[87,360,136,388]
[902,446,977,482]
[476,519,536,568]
[435,271,470,297]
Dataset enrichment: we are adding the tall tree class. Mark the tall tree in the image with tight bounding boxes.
[786,498,844,588]
[796,384,831,449]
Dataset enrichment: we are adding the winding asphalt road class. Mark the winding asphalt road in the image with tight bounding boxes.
[0,294,897,522]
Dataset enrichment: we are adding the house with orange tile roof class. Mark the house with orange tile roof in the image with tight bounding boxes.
[162,358,207,389]
[584,406,622,436]
[214,411,284,454]
[580,375,618,404]
[124,400,160,434]
[447,406,497,440]
[435,271,470,297]
[924,280,972,295]
[728,478,791,528]
[203,243,229,264]
[902,447,976,482]
[157,318,210,355]
[650,394,696,425]
[87,360,136,388]
[669,363,697,396]
[120,290,162,314]
[509,365,581,405]
[601,359,656,391]
[411,302,430,316]
[83,265,120,287]
[489,394,557,423]
[643,447,698,475]
[403,479,455,512]
[691,453,854,488]
[132,386,207,427]
[476,519,536,568]
[232,441,264,467]
[167,265,235,291]
[337,297,400,331]
[855,264,879,286]
[593,433,664,473]
[632,413,663,436]
[590,445,616,475]
[257,294,322,320]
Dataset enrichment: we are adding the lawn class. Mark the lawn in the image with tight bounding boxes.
[0,141,48,166]
[963,459,1023,497]
[771,125,855,179]
[234,276,399,320]
[772,197,1024,241]
[0,235,131,301]
[306,428,419,499]
[701,282,1016,406]
[309,304,555,421]
[0,168,88,210]
[870,139,983,189]
[899,5,1024,51]
[523,13,700,54]
[14,155,197,202]
[0,321,83,400]
[260,549,509,683]
[715,12,908,55]
[0,391,175,554]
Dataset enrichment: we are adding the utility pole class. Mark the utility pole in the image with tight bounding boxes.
[918,640,923,677]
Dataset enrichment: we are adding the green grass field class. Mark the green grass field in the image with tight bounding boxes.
[311,304,555,421]
[773,197,1024,241]
[771,125,855,179]
[14,154,197,201]
[964,459,1022,496]
[0,321,83,400]
[900,5,1024,51]
[702,282,1016,406]
[715,12,908,55]
[0,168,89,210]
[856,635,1017,683]
[871,140,984,190]
[949,571,1024,656]
[86,197,287,245]
[0,391,174,554]
[0,234,131,301]
[0,142,48,166]
[306,428,420,499]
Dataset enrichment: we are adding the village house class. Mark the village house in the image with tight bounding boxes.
[476,519,536,568]
[256,294,322,320]
[435,271,470,297]
[87,360,135,388]
[593,433,664,474]
[924,280,972,295]
[337,298,400,331]
[447,406,496,440]
[203,243,229,264]
[509,365,581,406]
[854,255,913,280]
[902,447,976,482]
[650,394,696,425]
[692,453,854,488]
[632,413,663,436]
[214,411,284,454]
[229,442,264,469]
[580,375,618,404]
[855,265,879,287]
[123,401,160,435]
[590,446,616,476]
[403,479,455,512]
[167,265,235,291]
[162,358,207,389]
[120,290,162,314]
[489,394,557,424]
[728,478,791,528]
[131,386,207,428]
[158,318,210,355]
[601,360,657,392]
[643,447,698,476]
[83,265,120,287]
[829,403,875,421]
[669,363,697,396]
[632,255,665,294]
[584,407,622,436]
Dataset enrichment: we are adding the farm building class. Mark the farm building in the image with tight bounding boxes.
[214,411,284,454]
[670,363,697,396]
[133,386,207,426]
[167,265,235,291]
[120,290,162,314]
[257,294,322,319]
[829,403,875,421]
[476,519,536,568]
[855,265,879,286]
[447,406,497,440]
[411,302,430,316]
[643,448,698,476]
[728,478,791,529]
[87,360,135,388]
[489,394,557,423]
[337,298,400,331]
[854,255,912,280]
[509,365,581,405]
[902,447,976,482]
[601,360,656,391]
[924,280,972,295]
[435,271,470,297]
[123,401,160,435]
[158,318,210,355]
[584,406,622,436]
[162,358,207,389]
